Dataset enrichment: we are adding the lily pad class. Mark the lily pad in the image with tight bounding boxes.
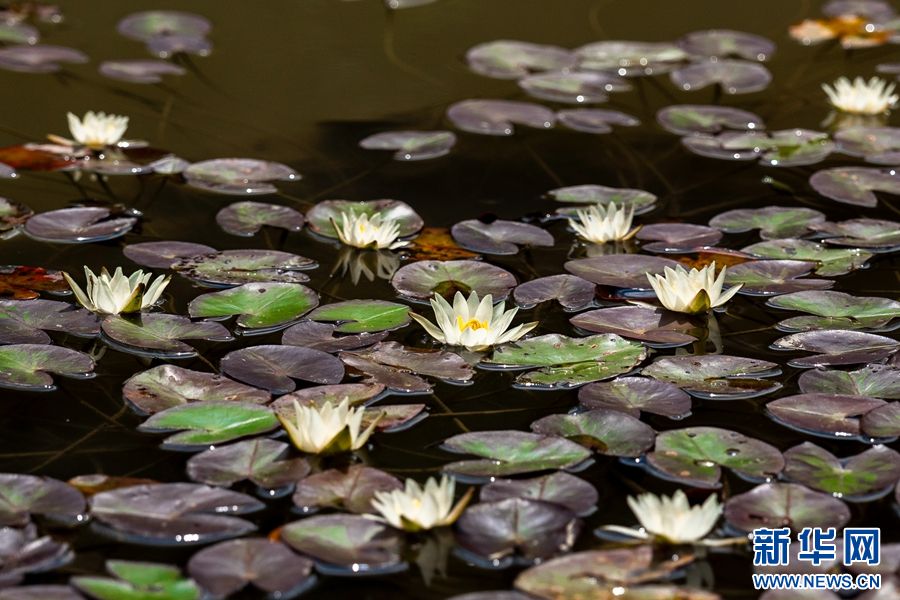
[90,483,262,545]
[771,330,899,367]
[99,59,186,83]
[340,354,430,394]
[186,439,310,490]
[678,29,776,60]
[809,166,900,207]
[101,314,232,359]
[480,472,598,517]
[766,394,887,438]
[767,291,900,332]
[184,159,299,196]
[0,267,71,300]
[548,184,657,215]
[446,100,555,136]
[518,71,629,104]
[307,300,409,334]
[557,109,640,134]
[282,321,387,352]
[0,344,94,391]
[188,282,318,332]
[645,426,785,488]
[291,465,401,514]
[220,345,345,393]
[724,482,850,532]
[578,376,692,419]
[122,365,270,415]
[0,198,31,233]
[138,401,279,449]
[72,560,200,600]
[682,132,761,161]
[0,474,86,527]
[742,239,873,277]
[0,586,83,599]
[391,259,516,301]
[0,23,38,45]
[359,131,456,161]
[564,255,680,289]
[117,10,211,41]
[465,40,576,79]
[343,341,474,386]
[173,249,317,286]
[861,402,900,438]
[571,306,697,346]
[455,498,580,565]
[215,201,305,237]
[643,354,781,399]
[0,523,73,588]
[724,260,833,296]
[576,41,688,75]
[24,207,137,244]
[123,241,216,269]
[637,223,723,251]
[783,442,900,499]
[710,206,825,240]
[810,218,900,250]
[657,104,765,135]
[187,538,314,598]
[0,299,98,345]
[306,199,422,239]
[0,44,87,73]
[513,275,595,311]
[441,431,592,479]
[451,219,553,255]
[530,408,655,456]
[280,514,405,575]
[799,364,900,399]
[671,59,772,94]
[834,127,900,164]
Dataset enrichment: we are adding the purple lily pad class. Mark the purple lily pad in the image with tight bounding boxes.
[186,439,310,490]
[0,299,98,345]
[637,223,723,251]
[783,442,900,499]
[530,408,655,457]
[809,167,900,208]
[710,206,826,240]
[766,394,887,438]
[282,321,387,353]
[642,354,782,399]
[570,306,697,346]
[657,104,765,135]
[834,127,900,164]
[220,345,345,394]
[339,353,430,394]
[184,159,299,196]
[122,364,270,415]
[810,218,900,250]
[0,45,87,73]
[575,41,688,75]
[678,29,776,61]
[513,274,595,311]
[451,219,553,255]
[518,71,629,104]
[98,59,186,83]
[101,313,233,359]
[548,184,657,215]
[446,100,555,136]
[291,465,401,514]
[24,207,137,244]
[117,10,211,41]
[215,201,305,237]
[823,0,896,21]
[771,330,899,367]
[359,130,456,161]
[0,523,73,588]
[725,483,850,533]
[725,260,834,296]
[172,249,317,286]
[341,341,473,393]
[147,35,212,59]
[564,254,681,290]
[306,199,423,239]
[0,474,86,527]
[578,376,692,419]
[391,259,516,301]
[0,586,83,599]
[441,431,592,480]
[860,402,900,438]
[682,132,761,161]
[743,239,873,277]
[799,364,900,399]
[556,108,640,134]
[465,40,576,79]
[671,59,772,94]
[123,240,216,269]
[480,472,598,517]
[90,483,262,546]
[187,538,314,598]
[0,344,94,391]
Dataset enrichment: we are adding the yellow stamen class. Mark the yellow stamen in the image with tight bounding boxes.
[457,316,488,332]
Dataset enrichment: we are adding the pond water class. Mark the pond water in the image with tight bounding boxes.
[0,0,898,598]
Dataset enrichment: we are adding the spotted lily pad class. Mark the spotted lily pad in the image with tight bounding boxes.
[465,40,575,79]
[480,472,598,517]
[184,159,299,195]
[834,127,900,164]
[359,131,456,161]
[24,207,137,244]
[710,206,825,240]
[531,408,655,456]
[281,321,387,353]
[188,282,319,332]
[307,300,409,333]
[576,41,688,75]
[724,260,833,296]
[447,100,555,136]
[441,431,592,479]
[0,474,86,527]
[767,291,900,332]
[391,259,516,301]
[139,401,278,450]
[72,560,200,600]
[783,442,900,499]
[518,71,629,104]
[810,218,900,250]
[671,59,772,94]
[645,426,785,488]
[215,201,305,237]
[513,275,595,311]
[656,104,765,135]
[187,538,314,598]
[101,314,232,359]
[578,376,692,419]
[0,44,88,73]
[809,166,900,207]
[280,514,405,575]
[306,199,423,239]
[799,364,900,399]
[186,439,310,490]
[291,465,401,514]
[548,184,657,215]
[0,299,98,345]
[642,355,781,399]
[564,255,680,290]
[678,29,776,60]
[90,483,262,545]
[771,330,899,367]
[451,219,553,255]
[172,249,317,286]
[221,345,345,393]
[725,483,850,533]
[122,365,270,415]
[0,344,94,391]
[123,241,217,269]
[742,239,872,277]
[556,108,640,134]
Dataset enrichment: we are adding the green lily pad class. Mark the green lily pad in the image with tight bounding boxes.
[798,364,900,399]
[0,299,99,344]
[642,354,781,399]
[188,282,319,332]
[122,365,270,415]
[768,291,900,332]
[709,206,825,240]
[724,482,850,533]
[742,239,873,277]
[72,560,201,600]
[307,300,410,333]
[101,314,233,359]
[646,426,785,488]
[442,430,592,479]
[530,409,655,456]
[783,442,900,499]
[306,199,422,239]
[173,250,317,286]
[215,201,305,237]
[391,259,516,300]
[138,401,279,450]
[0,344,94,391]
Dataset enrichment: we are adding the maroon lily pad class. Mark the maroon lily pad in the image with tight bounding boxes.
[809,166,900,208]
[480,472,598,517]
[578,376,692,419]
[220,345,345,394]
[0,474,86,527]
[530,409,655,457]
[447,100,555,136]
[186,438,309,491]
[724,482,850,532]
[100,313,233,359]
[564,254,681,289]
[391,259,516,301]
[513,274,595,311]
[861,402,900,438]
[643,354,781,400]
[671,59,772,94]
[0,267,69,300]
[0,585,83,599]
[282,321,387,353]
[215,201,305,237]
[123,241,217,269]
[340,353,432,394]
[557,109,640,134]
[570,306,697,346]
[451,219,553,255]
[274,383,384,408]
[0,523,73,588]
[291,465,401,514]
[783,442,900,499]
[24,207,137,244]
[771,330,899,367]
[798,364,900,399]
[766,394,887,438]
[0,299,99,345]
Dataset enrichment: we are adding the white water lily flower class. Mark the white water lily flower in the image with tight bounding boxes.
[568,202,640,244]
[278,398,380,455]
[331,211,408,250]
[410,291,538,351]
[627,490,721,543]
[646,262,741,314]
[370,475,472,532]
[822,76,898,115]
[66,111,129,149]
[63,267,169,315]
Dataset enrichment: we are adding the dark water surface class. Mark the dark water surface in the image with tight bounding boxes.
[1,0,898,598]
